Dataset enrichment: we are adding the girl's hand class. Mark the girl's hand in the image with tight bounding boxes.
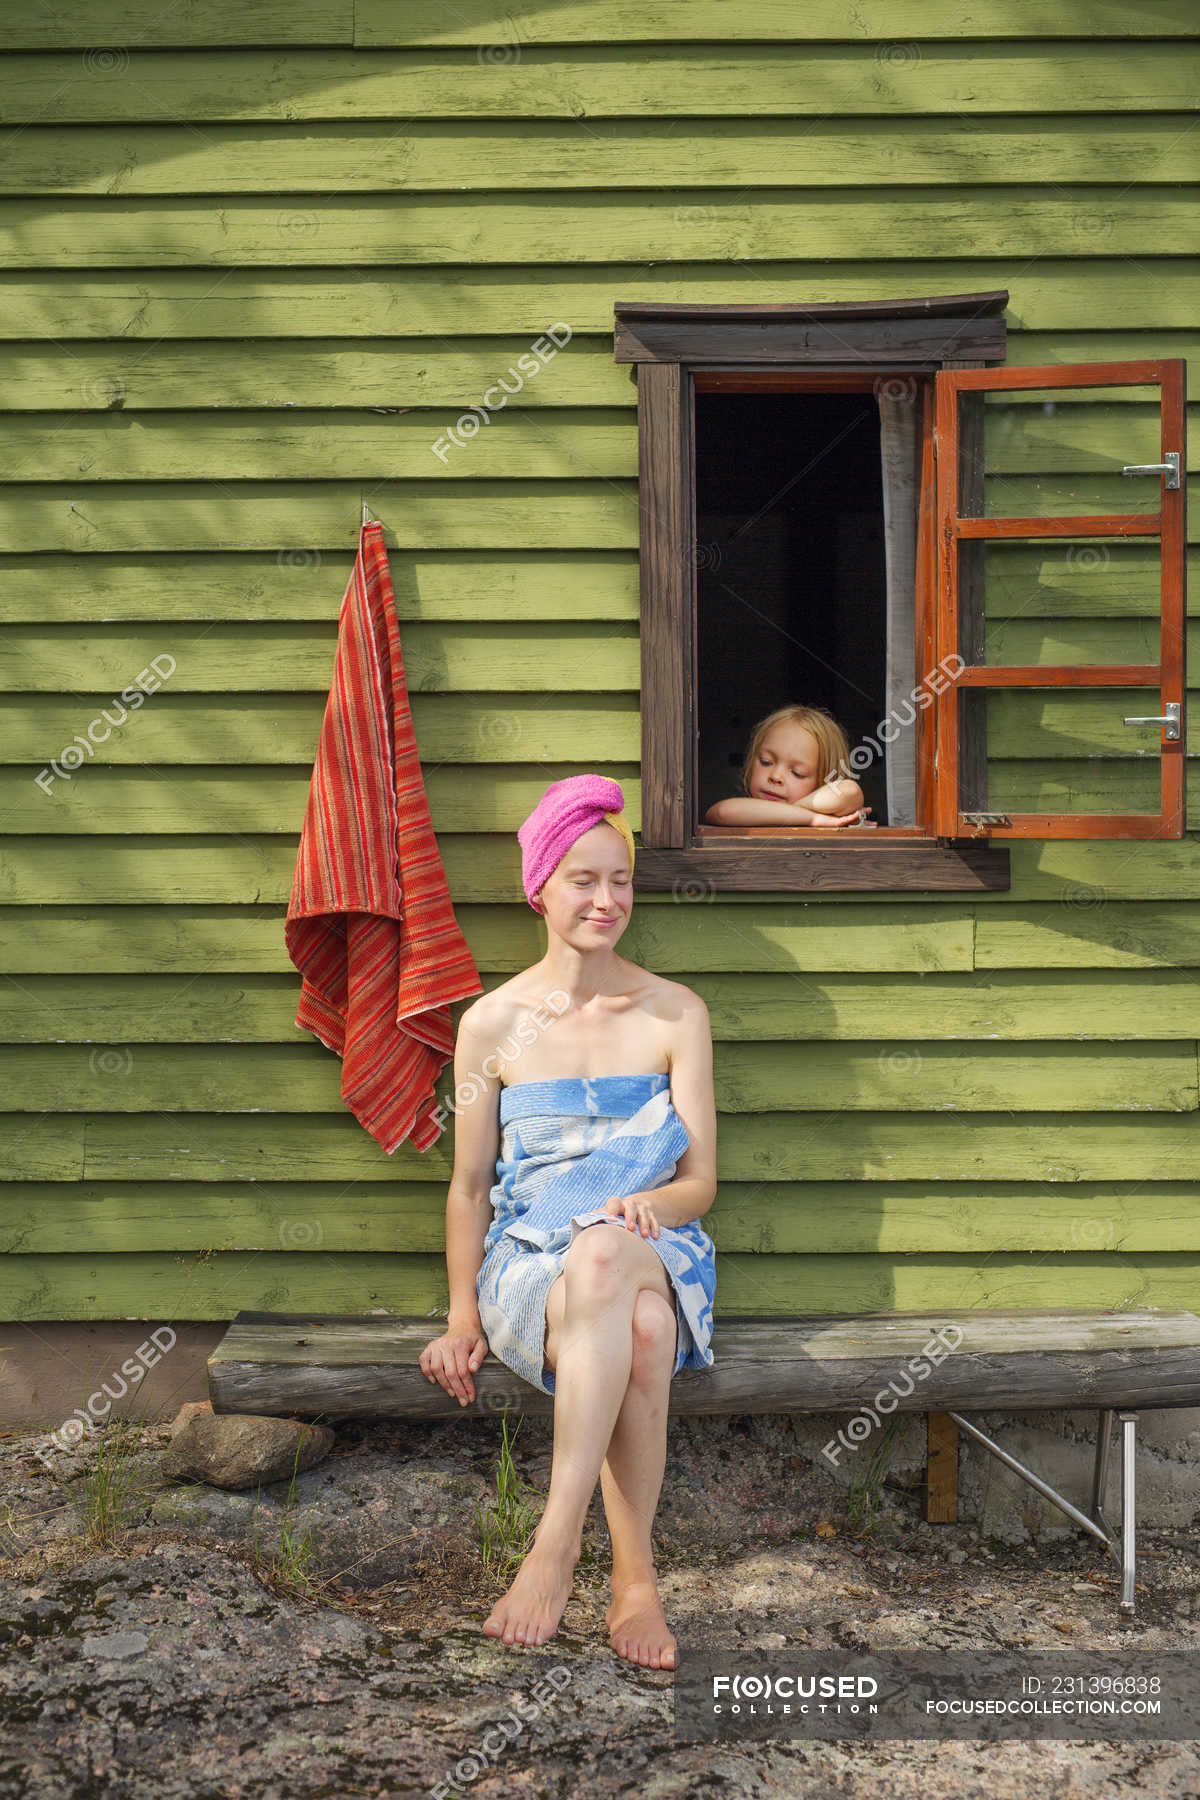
[824,804,872,828]
[603,1195,661,1240]
[418,1327,489,1406]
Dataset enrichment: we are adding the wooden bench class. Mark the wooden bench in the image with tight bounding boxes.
[207,1306,1200,1620]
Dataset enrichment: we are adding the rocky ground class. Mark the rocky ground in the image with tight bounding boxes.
[1,1409,1197,1799]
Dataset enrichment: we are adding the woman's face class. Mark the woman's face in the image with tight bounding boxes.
[748,723,822,804]
[535,823,633,943]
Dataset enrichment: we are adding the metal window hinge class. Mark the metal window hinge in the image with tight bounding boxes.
[962,812,1010,827]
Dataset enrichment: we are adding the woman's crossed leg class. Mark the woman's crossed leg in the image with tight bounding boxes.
[481,1221,680,1667]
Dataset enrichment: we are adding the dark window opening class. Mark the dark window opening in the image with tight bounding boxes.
[695,391,891,827]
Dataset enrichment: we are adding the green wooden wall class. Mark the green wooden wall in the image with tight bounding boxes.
[1,3,1198,1324]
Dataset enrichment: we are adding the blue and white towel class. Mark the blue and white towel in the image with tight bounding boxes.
[475,1073,716,1396]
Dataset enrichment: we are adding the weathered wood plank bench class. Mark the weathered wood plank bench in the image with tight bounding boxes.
[207,1306,1200,1620]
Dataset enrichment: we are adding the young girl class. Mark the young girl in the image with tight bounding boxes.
[418,773,717,1673]
[705,703,870,828]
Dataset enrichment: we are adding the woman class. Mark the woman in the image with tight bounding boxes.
[419,773,718,1671]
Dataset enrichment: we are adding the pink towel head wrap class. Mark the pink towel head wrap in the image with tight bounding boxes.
[517,774,635,914]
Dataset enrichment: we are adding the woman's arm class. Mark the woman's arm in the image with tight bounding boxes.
[603,989,718,1233]
[419,1004,505,1404]
[704,794,866,828]
[442,1005,504,1332]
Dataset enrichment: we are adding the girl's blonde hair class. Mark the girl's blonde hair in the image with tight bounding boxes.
[740,704,852,795]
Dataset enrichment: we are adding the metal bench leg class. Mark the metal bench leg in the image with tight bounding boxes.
[946,1408,1139,1622]
[945,1410,1112,1546]
[1119,1410,1137,1618]
[1091,1407,1115,1539]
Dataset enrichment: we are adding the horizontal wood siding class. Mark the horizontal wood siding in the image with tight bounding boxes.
[0,4,1197,1321]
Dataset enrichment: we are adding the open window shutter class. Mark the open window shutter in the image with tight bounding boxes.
[933,360,1186,840]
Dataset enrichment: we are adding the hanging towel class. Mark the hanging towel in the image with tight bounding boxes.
[285,521,483,1153]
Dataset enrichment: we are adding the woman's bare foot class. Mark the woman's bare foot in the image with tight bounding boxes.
[482,1544,577,1647]
[606,1576,677,1671]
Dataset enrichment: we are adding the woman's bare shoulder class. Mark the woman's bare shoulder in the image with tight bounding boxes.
[456,984,509,1039]
[458,973,555,1035]
[636,968,709,1021]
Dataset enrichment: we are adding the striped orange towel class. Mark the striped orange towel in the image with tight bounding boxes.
[285,522,483,1153]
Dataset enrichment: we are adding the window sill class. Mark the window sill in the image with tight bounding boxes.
[632,833,1010,893]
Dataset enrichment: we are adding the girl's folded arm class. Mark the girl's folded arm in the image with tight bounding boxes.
[805,777,864,815]
[704,795,820,825]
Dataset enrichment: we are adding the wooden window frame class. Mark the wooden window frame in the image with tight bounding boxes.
[934,358,1187,841]
[614,292,1015,893]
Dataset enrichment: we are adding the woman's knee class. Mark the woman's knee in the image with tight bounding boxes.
[562,1221,638,1300]
[630,1288,678,1377]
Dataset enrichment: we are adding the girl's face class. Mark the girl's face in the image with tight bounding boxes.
[748,723,823,804]
[534,823,633,943]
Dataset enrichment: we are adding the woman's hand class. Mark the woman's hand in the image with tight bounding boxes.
[603,1195,661,1240]
[419,1326,489,1406]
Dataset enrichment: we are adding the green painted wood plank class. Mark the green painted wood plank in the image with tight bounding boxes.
[5,689,1200,765]
[355,1,1200,44]
[5,4,1192,54]
[3,263,1195,338]
[985,621,1196,671]
[6,477,1190,557]
[988,764,1200,823]
[0,837,300,905]
[0,1184,450,1257]
[0,484,640,553]
[716,1041,1197,1112]
[4,969,1199,1044]
[0,695,639,766]
[973,402,1171,476]
[6,1108,1196,1184]
[2,4,353,48]
[8,117,1196,194]
[0,192,1190,268]
[0,623,641,693]
[0,906,300,973]
[1004,842,1200,903]
[2,46,1194,122]
[976,905,1200,969]
[0,1252,444,1320]
[985,689,1200,759]
[6,402,1180,485]
[983,543,1195,620]
[5,1249,1198,1323]
[0,340,625,410]
[0,545,1194,628]
[988,765,1159,819]
[8,598,1200,691]
[0,766,641,834]
[982,472,1193,516]
[8,1178,1200,1257]
[1007,334,1200,383]
[0,1040,1191,1113]
[0,1115,86,1180]
[7,761,1200,835]
[1,334,1197,412]
[0,551,641,623]
[0,412,637,482]
[0,479,1196,555]
[3,831,1200,906]
[0,901,975,976]
[5,830,1200,906]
